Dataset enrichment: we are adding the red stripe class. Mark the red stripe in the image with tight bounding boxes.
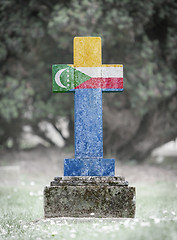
[75,78,123,89]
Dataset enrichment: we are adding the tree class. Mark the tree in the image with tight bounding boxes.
[0,0,176,161]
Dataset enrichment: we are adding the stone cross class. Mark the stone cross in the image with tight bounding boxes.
[52,37,123,176]
[44,38,135,219]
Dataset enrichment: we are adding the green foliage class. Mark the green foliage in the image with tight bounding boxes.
[0,77,34,121]
[0,0,176,149]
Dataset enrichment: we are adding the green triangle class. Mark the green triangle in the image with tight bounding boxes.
[74,69,91,87]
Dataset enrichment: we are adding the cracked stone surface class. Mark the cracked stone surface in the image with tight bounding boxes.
[44,176,136,218]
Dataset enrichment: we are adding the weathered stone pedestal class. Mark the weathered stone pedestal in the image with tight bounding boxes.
[44,176,136,218]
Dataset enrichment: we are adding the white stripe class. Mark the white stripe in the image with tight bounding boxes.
[102,67,123,78]
[75,67,101,77]
[75,67,123,78]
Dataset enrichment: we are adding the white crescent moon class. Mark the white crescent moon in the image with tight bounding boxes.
[55,68,67,88]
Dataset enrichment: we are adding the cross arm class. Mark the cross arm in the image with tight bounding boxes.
[52,64,123,92]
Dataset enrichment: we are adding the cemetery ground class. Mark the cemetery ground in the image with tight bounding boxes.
[0,147,177,240]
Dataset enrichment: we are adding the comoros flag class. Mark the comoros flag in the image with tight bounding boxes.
[52,64,123,92]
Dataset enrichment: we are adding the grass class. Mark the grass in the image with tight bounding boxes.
[0,179,177,240]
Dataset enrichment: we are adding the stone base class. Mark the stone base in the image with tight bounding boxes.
[44,176,136,218]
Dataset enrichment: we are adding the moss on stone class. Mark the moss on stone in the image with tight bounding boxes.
[44,177,136,218]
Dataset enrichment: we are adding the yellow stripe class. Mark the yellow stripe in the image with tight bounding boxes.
[69,64,123,68]
[74,37,102,67]
[102,64,123,67]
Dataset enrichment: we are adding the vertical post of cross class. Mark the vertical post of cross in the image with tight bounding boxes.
[64,37,115,176]
[74,37,103,159]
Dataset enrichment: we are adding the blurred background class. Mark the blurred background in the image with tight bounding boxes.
[0,0,177,164]
[1,2,177,238]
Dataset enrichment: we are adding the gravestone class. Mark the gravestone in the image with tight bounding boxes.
[44,37,136,218]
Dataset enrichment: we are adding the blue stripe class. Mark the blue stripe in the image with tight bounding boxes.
[69,88,124,92]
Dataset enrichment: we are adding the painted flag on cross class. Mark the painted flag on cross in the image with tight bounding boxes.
[52,64,123,92]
